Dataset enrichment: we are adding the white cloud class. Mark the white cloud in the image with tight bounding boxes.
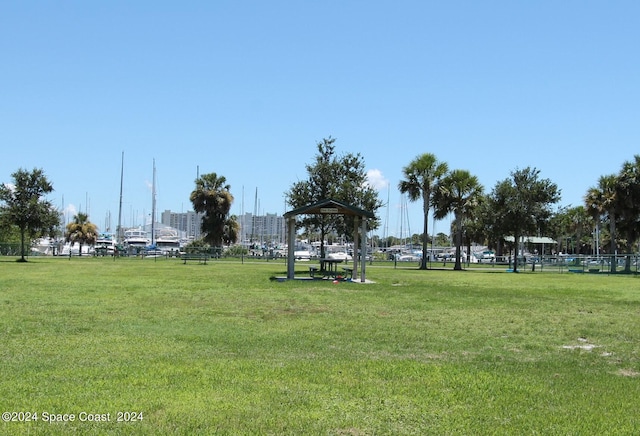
[64,204,78,217]
[366,169,389,191]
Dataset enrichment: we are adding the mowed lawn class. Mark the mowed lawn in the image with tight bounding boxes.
[1,257,639,435]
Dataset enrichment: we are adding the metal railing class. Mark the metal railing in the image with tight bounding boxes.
[475,254,640,274]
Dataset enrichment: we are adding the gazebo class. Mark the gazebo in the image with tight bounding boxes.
[283,198,375,282]
[504,236,557,255]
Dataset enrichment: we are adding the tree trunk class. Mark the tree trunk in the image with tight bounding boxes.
[420,193,429,270]
[19,227,27,262]
[609,216,616,273]
[513,231,520,272]
[454,215,463,271]
[624,241,632,273]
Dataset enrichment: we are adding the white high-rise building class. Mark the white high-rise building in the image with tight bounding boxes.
[161,210,204,240]
[239,212,285,245]
[160,210,285,245]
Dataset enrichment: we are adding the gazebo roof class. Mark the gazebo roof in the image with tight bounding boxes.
[284,198,375,219]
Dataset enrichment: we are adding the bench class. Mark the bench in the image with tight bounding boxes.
[181,253,209,264]
[309,266,319,278]
[341,266,353,277]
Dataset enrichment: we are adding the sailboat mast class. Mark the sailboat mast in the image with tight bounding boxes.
[252,187,258,243]
[383,183,390,248]
[398,195,404,245]
[117,151,124,243]
[151,159,156,245]
[241,185,245,246]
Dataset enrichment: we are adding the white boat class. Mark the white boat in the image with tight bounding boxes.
[31,237,56,255]
[154,228,181,255]
[294,243,316,260]
[326,251,353,261]
[397,253,421,262]
[94,232,117,256]
[473,250,495,263]
[60,242,93,256]
[123,228,150,254]
[325,246,353,261]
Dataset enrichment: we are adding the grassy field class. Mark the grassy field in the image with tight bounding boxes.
[1,256,639,435]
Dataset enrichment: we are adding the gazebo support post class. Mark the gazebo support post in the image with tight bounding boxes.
[360,217,367,283]
[352,217,359,280]
[286,217,296,279]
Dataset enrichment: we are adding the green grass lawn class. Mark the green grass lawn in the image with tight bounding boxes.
[1,256,639,435]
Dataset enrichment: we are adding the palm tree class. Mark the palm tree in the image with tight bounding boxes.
[585,174,618,272]
[398,153,449,269]
[65,212,98,256]
[460,214,487,265]
[432,169,484,270]
[575,207,594,253]
[190,173,234,247]
[223,215,240,246]
[615,156,640,272]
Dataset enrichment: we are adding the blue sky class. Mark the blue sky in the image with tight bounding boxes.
[2,1,639,238]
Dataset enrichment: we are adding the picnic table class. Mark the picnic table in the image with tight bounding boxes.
[320,258,343,277]
[341,265,354,278]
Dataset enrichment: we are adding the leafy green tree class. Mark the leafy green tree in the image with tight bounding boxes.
[287,137,339,259]
[0,168,60,262]
[614,155,640,272]
[548,206,591,255]
[190,173,234,247]
[286,137,381,259]
[432,169,484,270]
[548,206,571,254]
[183,238,209,254]
[0,224,20,245]
[433,232,451,247]
[398,153,449,270]
[461,213,488,259]
[65,212,98,256]
[585,174,619,268]
[475,194,506,255]
[489,167,560,272]
[225,244,248,257]
[332,152,381,243]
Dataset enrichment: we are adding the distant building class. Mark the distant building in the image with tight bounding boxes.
[239,212,285,245]
[160,210,204,240]
[160,209,285,245]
